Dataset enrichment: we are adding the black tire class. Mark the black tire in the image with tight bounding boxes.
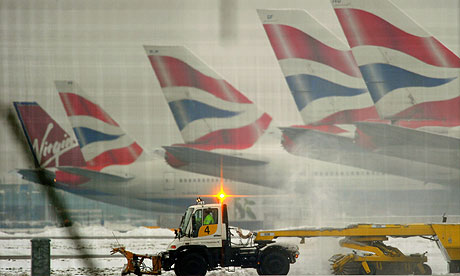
[449,261,460,273]
[176,253,207,276]
[174,264,183,276]
[419,264,432,275]
[256,266,264,275]
[121,264,129,275]
[359,262,376,275]
[258,251,290,275]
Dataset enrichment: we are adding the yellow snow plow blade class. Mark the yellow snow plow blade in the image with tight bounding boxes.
[111,247,162,275]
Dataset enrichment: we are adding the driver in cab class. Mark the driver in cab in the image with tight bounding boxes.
[203,210,215,225]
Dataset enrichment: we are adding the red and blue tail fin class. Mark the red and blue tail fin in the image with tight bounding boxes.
[13,101,86,168]
[331,0,460,121]
[257,9,378,125]
[144,45,273,151]
[55,81,144,171]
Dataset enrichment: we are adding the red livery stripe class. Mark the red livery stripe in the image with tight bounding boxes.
[55,170,90,186]
[315,106,379,125]
[396,119,460,129]
[355,128,377,150]
[165,151,188,168]
[175,113,272,151]
[390,95,460,121]
[263,24,362,77]
[45,147,87,168]
[335,8,460,68]
[15,103,87,168]
[59,92,119,126]
[289,124,348,134]
[281,132,296,153]
[148,55,252,104]
[86,142,143,171]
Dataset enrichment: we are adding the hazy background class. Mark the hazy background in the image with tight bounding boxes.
[0,3,458,274]
[1,0,459,179]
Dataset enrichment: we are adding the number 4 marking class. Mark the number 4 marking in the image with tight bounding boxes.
[204,226,210,234]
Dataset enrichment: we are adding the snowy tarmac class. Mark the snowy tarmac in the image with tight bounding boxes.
[0,224,453,275]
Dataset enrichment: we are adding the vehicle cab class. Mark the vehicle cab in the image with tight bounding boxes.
[161,198,297,276]
[168,199,227,251]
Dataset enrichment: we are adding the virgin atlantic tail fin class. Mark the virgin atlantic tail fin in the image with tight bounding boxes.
[13,101,86,168]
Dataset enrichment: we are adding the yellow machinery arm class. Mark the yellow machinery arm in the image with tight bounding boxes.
[256,224,460,274]
[256,224,439,240]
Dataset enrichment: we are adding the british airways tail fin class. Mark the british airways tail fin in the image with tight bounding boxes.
[257,9,378,125]
[55,81,144,171]
[331,0,460,121]
[13,101,86,168]
[144,45,273,151]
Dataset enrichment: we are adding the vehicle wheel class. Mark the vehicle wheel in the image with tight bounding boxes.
[419,264,432,275]
[256,266,264,275]
[174,264,183,276]
[449,261,460,273]
[121,264,129,275]
[258,251,290,275]
[134,265,142,276]
[359,262,376,275]
[176,253,207,276]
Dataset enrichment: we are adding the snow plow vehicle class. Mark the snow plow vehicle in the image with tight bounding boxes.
[112,198,299,276]
[112,199,460,275]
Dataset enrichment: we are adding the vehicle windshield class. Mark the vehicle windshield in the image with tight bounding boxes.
[179,208,193,235]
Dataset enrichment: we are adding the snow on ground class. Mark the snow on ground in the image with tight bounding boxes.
[0,223,176,238]
[0,225,453,275]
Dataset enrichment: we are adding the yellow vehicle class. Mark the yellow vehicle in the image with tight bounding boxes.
[113,199,460,275]
[256,223,460,275]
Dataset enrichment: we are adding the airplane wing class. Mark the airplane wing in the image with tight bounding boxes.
[57,167,134,182]
[356,122,460,170]
[281,127,359,155]
[15,168,56,186]
[281,126,460,186]
[163,145,273,187]
[16,167,132,187]
[163,145,267,167]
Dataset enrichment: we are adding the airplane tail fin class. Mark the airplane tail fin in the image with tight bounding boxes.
[13,102,86,168]
[144,45,273,151]
[257,9,378,125]
[55,81,144,171]
[331,0,460,121]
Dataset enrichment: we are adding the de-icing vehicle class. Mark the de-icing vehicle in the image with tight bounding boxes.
[112,198,299,276]
[112,198,460,276]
